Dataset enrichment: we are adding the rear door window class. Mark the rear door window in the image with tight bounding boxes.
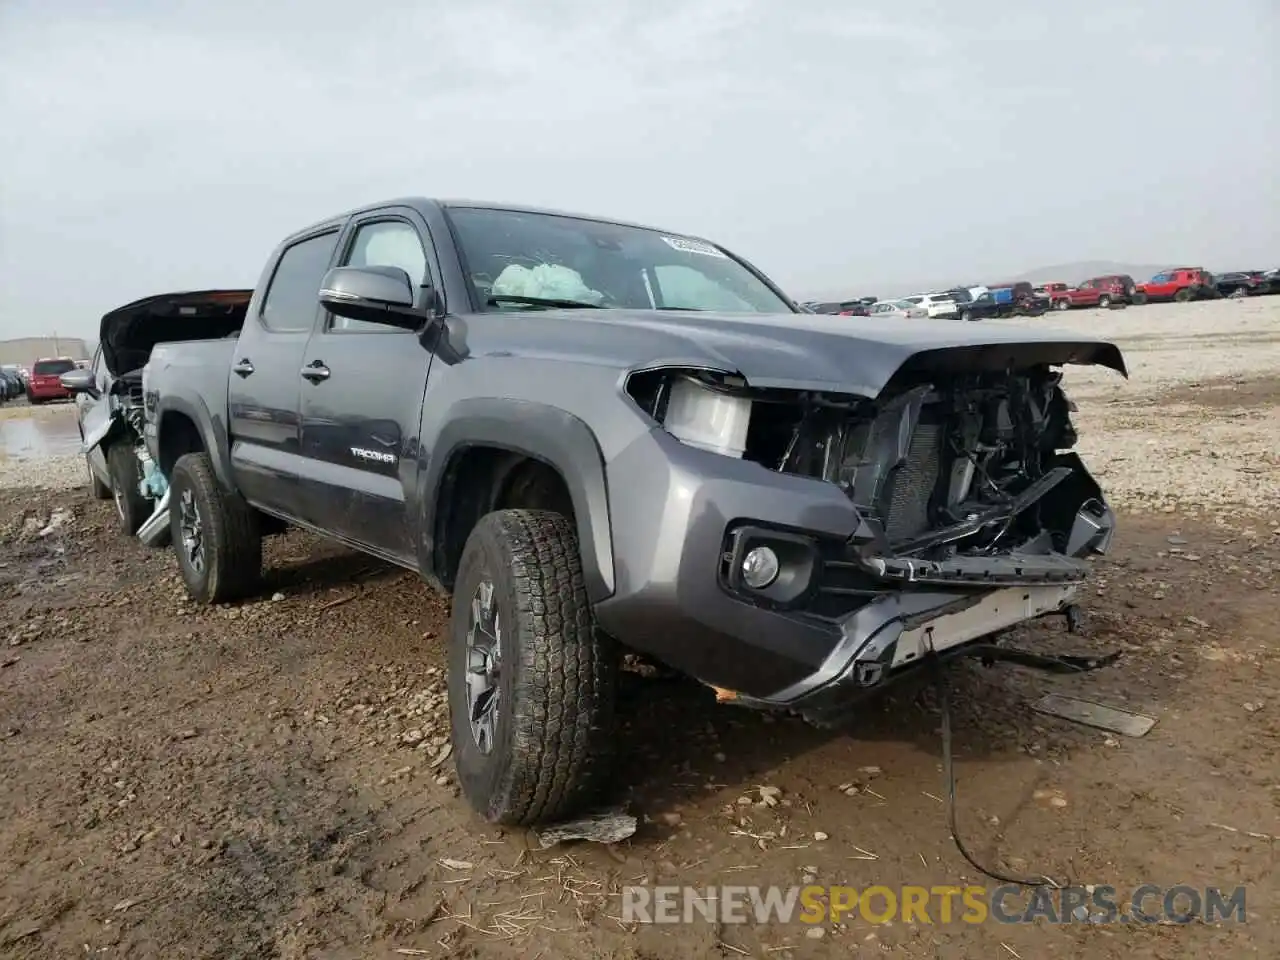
[260,231,341,332]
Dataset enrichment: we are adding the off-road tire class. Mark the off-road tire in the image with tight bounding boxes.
[449,509,617,826]
[1174,287,1193,303]
[168,452,261,604]
[1098,294,1112,308]
[108,443,150,535]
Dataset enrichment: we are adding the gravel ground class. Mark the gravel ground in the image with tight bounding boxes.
[0,297,1278,959]
[993,297,1280,514]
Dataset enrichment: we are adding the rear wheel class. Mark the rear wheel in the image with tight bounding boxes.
[168,452,262,604]
[108,443,150,535]
[449,509,617,826]
[1054,298,1070,311]
[1174,288,1193,303]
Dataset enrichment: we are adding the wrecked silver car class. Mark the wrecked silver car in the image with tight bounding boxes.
[63,290,251,544]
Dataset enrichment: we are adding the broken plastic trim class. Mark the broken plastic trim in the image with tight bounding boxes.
[136,489,170,546]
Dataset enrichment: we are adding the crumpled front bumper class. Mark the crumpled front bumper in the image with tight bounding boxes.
[592,427,1115,718]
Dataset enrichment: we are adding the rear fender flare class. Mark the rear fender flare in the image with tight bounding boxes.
[420,398,614,602]
[154,394,233,489]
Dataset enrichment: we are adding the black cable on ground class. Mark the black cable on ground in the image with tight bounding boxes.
[927,636,1070,889]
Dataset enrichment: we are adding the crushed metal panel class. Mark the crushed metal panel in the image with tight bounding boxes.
[1031,693,1156,737]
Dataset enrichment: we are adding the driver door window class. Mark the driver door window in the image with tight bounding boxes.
[332,221,428,332]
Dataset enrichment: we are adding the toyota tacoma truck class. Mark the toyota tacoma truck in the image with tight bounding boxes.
[143,198,1127,827]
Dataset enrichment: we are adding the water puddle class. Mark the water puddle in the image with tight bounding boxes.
[0,410,82,461]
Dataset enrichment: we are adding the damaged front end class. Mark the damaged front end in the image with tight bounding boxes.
[624,359,1120,724]
[81,369,171,546]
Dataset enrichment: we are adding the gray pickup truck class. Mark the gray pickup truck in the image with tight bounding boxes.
[143,197,1126,826]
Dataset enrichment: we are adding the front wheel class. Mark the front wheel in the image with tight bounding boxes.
[961,309,974,322]
[449,509,617,826]
[168,452,262,604]
[87,455,111,500]
[108,444,150,535]
[1054,298,1070,311]
[1098,295,1112,308]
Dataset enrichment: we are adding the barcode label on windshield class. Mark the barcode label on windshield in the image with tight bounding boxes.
[662,236,727,258]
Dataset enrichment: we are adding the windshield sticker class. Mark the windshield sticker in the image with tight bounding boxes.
[662,236,728,258]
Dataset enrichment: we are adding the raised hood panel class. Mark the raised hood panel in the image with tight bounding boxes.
[473,309,1127,396]
[99,289,252,377]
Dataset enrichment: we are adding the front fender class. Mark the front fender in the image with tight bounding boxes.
[421,398,614,602]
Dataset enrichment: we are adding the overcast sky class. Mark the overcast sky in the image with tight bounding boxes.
[1,0,1275,339]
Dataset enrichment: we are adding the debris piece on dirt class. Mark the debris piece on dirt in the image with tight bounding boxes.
[438,857,473,870]
[534,808,637,848]
[38,508,72,538]
[756,785,782,807]
[2,656,19,668]
[270,592,285,602]
[428,743,453,768]
[112,897,145,913]
[1031,694,1156,737]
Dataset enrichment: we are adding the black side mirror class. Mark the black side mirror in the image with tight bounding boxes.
[60,368,99,398]
[319,265,430,330]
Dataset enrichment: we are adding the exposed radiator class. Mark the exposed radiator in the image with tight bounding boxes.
[881,422,944,542]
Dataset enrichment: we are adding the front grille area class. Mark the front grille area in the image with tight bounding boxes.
[880,422,943,542]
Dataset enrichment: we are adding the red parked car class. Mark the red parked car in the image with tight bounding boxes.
[1135,268,1215,303]
[1079,274,1137,304]
[1035,281,1113,311]
[25,356,78,403]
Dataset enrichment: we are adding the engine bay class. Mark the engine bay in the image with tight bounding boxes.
[627,364,1110,563]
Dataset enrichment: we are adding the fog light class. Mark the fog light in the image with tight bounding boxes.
[741,545,780,589]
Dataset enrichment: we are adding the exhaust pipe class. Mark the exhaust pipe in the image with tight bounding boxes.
[137,490,171,547]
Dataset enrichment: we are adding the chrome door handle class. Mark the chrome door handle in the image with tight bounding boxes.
[232,359,255,377]
[301,362,331,382]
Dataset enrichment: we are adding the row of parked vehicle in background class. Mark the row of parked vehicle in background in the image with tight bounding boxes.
[0,357,92,404]
[802,265,1280,321]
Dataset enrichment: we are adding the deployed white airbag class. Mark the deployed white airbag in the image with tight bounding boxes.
[490,263,605,305]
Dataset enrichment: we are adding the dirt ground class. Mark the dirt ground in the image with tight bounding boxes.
[2,300,1278,959]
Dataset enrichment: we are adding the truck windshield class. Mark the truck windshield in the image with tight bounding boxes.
[445,207,795,314]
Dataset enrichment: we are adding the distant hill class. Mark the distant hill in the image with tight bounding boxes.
[1016,262,1171,285]
[800,260,1179,302]
[0,336,90,367]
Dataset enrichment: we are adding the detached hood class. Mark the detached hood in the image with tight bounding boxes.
[477,309,1127,397]
[100,289,252,377]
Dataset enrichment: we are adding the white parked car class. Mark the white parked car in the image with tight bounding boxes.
[902,293,960,318]
[869,299,929,320]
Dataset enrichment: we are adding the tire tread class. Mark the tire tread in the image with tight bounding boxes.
[170,452,261,603]
[459,509,616,825]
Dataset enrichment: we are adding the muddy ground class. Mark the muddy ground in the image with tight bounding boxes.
[2,302,1279,959]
